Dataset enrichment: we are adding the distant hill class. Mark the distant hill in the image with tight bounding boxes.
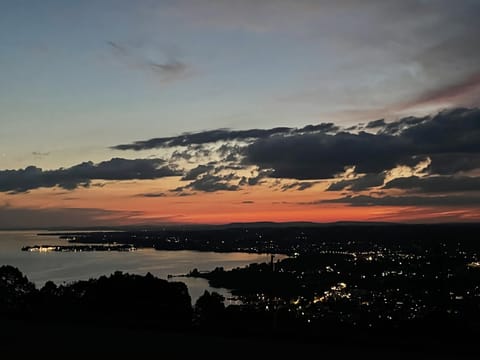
[4,220,480,232]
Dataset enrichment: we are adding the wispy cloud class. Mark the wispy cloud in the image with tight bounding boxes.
[107,41,192,83]
[316,194,480,207]
[0,204,145,229]
[32,151,50,157]
[402,73,480,110]
[136,192,167,198]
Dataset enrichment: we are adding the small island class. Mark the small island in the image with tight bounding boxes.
[22,244,136,252]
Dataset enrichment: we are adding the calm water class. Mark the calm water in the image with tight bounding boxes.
[0,230,276,303]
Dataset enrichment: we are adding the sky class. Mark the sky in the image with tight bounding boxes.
[1,0,480,228]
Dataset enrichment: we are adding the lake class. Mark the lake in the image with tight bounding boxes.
[0,230,278,304]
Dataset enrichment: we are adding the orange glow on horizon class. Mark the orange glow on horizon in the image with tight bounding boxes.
[2,179,480,226]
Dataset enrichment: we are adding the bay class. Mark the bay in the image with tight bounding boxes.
[0,230,277,304]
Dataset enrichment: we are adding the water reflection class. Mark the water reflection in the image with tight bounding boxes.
[0,231,283,303]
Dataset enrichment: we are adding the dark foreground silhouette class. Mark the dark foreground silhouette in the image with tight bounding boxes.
[0,265,477,357]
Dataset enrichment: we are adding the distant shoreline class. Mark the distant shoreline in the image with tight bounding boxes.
[1,220,479,232]
[31,223,480,257]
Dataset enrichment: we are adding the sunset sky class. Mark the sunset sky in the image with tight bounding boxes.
[1,0,480,228]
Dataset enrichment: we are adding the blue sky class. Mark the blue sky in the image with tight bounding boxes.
[1,1,480,227]
[2,0,478,168]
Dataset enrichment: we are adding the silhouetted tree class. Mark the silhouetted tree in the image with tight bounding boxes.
[0,265,36,315]
[195,290,225,328]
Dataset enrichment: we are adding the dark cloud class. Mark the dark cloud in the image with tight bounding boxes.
[107,108,480,197]
[214,164,246,172]
[326,180,351,192]
[281,181,318,191]
[112,123,340,151]
[174,173,239,193]
[217,144,246,163]
[246,131,409,179]
[402,108,480,154]
[293,123,339,134]
[246,108,480,179]
[378,116,429,135]
[0,158,180,193]
[327,173,386,191]
[238,169,273,187]
[365,119,386,129]
[113,128,286,150]
[179,162,259,193]
[318,194,480,207]
[383,176,480,193]
[170,144,213,163]
[345,125,359,131]
[181,164,214,181]
[137,192,167,198]
[242,200,255,204]
[426,153,480,175]
[170,149,193,162]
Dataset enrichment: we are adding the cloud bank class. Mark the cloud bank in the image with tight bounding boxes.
[246,108,480,180]
[112,123,338,151]
[0,158,180,193]
[3,109,480,208]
